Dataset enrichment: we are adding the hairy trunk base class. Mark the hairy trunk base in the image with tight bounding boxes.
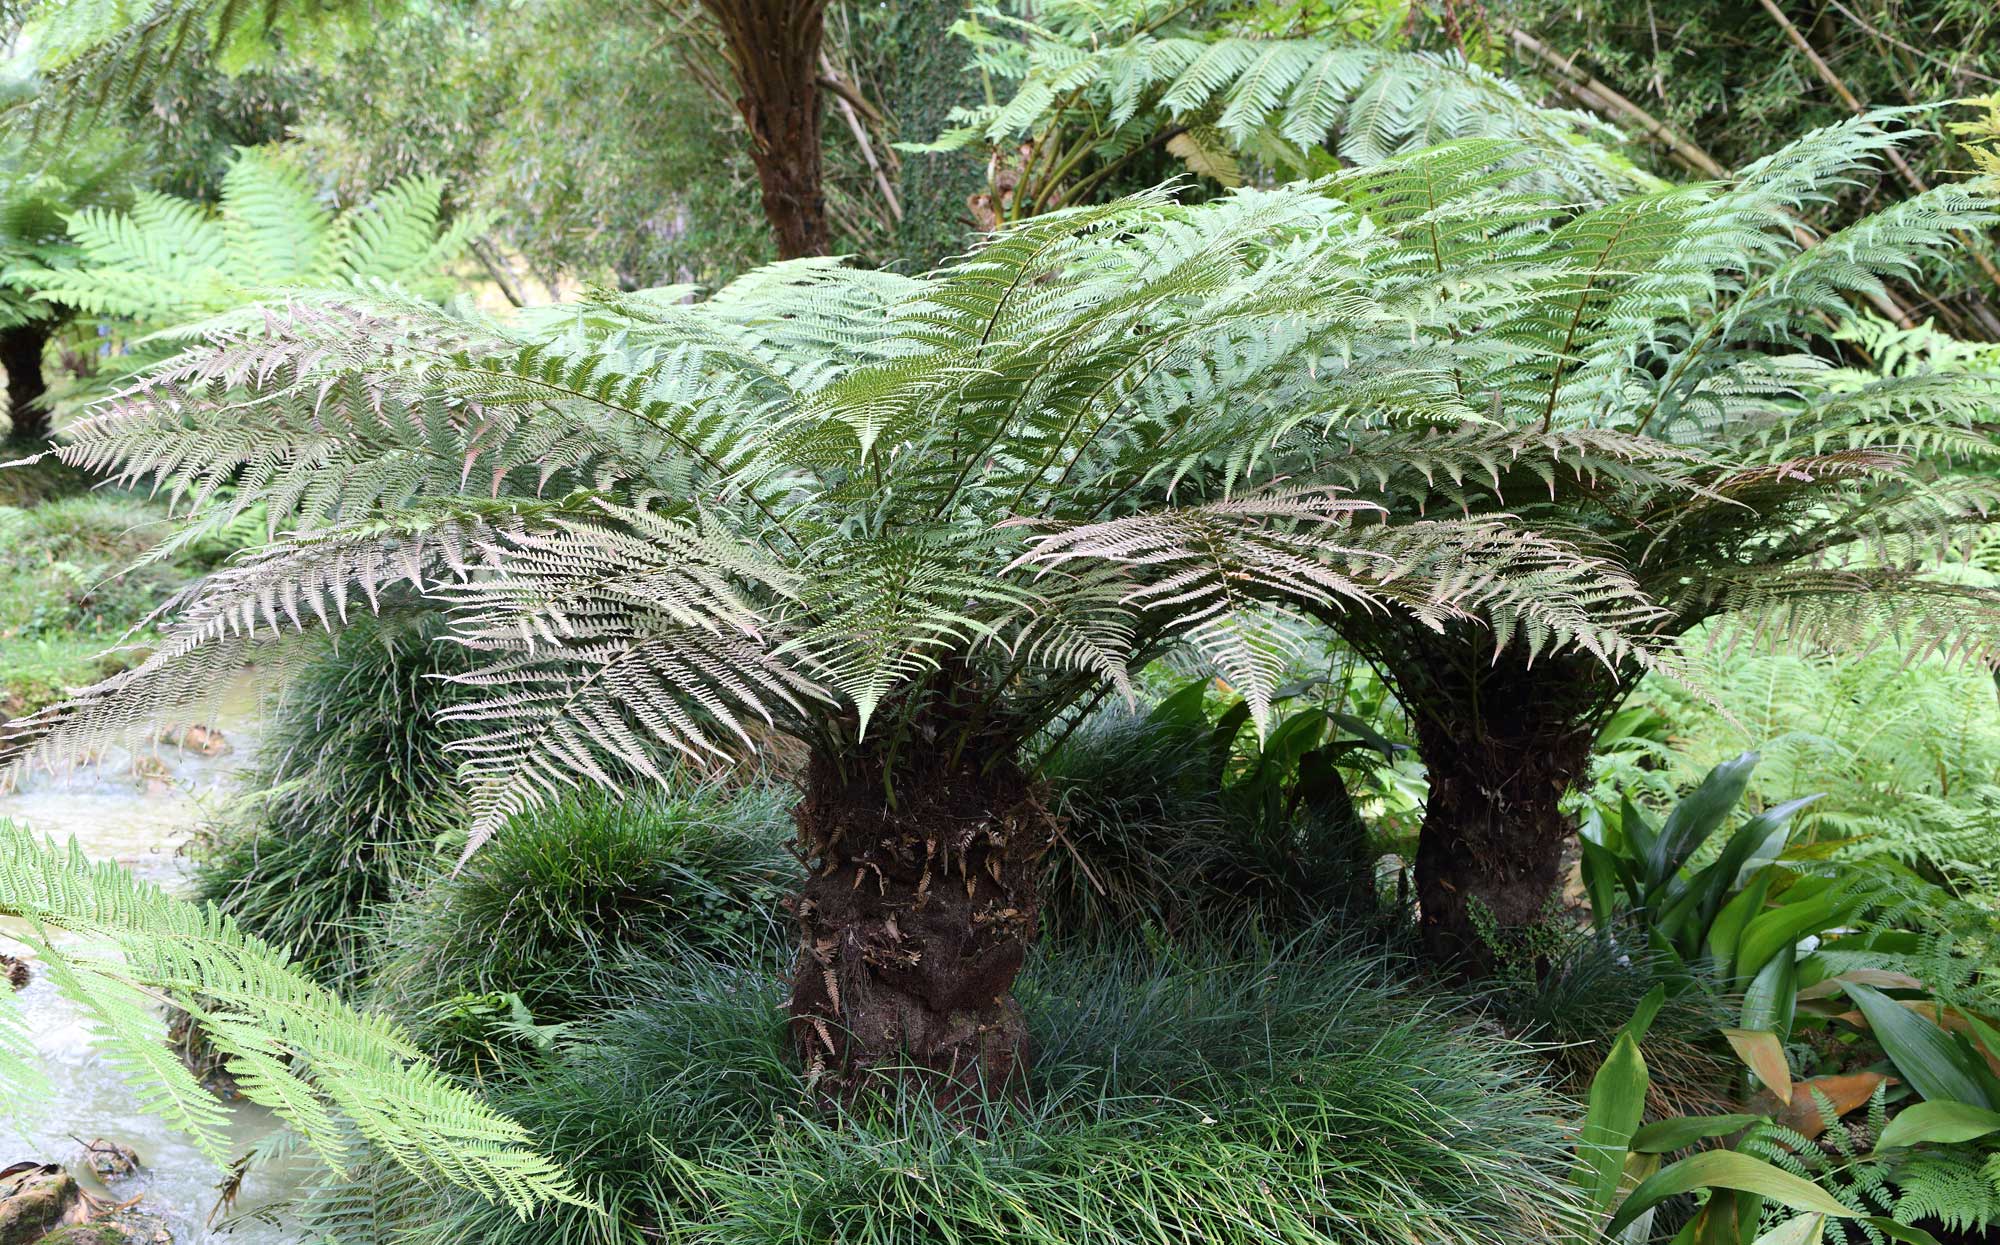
[2,322,51,447]
[786,749,1052,1107]
[1385,645,1615,975]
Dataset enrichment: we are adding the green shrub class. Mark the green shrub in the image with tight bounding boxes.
[353,934,1584,1245]
[187,615,478,983]
[369,783,796,1050]
[1040,677,1403,939]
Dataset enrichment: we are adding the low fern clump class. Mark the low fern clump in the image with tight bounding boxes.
[339,934,1583,1245]
[370,784,795,1048]
[189,616,477,984]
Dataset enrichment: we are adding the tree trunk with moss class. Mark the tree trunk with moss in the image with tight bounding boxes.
[2,321,51,447]
[786,744,1053,1104]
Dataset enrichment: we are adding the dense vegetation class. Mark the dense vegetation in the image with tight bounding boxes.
[2,2,2000,1243]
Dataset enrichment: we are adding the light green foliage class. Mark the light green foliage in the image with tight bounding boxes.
[8,144,477,324]
[289,0,779,289]
[2,179,1683,845]
[315,934,1583,1245]
[0,491,246,716]
[0,118,142,330]
[912,0,1650,217]
[1597,634,2000,897]
[0,821,586,1214]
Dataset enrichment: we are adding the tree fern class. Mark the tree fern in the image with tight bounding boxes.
[906,0,1656,219]
[0,821,588,1216]
[1,145,479,394]
[0,177,1670,1087]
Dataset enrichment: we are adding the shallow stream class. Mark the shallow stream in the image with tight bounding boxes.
[2,681,314,1242]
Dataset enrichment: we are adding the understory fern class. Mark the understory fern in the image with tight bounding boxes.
[1741,1086,2000,1240]
[0,820,588,1218]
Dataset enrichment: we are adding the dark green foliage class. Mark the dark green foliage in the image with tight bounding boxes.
[187,616,477,984]
[859,0,988,268]
[351,933,1584,1245]
[370,784,796,1048]
[1040,675,1403,938]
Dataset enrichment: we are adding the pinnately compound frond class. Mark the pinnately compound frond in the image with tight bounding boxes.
[0,823,590,1216]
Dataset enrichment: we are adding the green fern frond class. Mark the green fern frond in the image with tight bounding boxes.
[0,822,590,1215]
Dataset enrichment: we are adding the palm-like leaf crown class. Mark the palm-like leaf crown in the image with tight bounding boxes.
[907,0,1656,216]
[1298,113,2000,682]
[7,113,1996,849]
[0,181,1669,849]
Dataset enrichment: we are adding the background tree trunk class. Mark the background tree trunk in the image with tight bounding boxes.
[786,745,1053,1105]
[1371,638,1627,973]
[2,322,51,446]
[701,0,832,259]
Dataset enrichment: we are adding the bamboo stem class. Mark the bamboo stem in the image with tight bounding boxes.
[820,51,903,224]
[1754,0,2000,336]
[1508,28,1727,179]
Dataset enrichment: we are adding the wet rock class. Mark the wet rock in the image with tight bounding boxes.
[0,955,25,992]
[72,1141,140,1184]
[58,1207,173,1245]
[155,724,228,757]
[129,755,174,796]
[0,1162,85,1244]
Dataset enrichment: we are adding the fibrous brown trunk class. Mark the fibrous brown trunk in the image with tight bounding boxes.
[701,0,832,260]
[2,322,51,447]
[1375,639,1619,973]
[786,747,1053,1104]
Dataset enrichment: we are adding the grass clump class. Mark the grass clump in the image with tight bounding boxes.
[370,783,796,1052]
[352,933,1582,1245]
[187,616,478,983]
[1039,695,1381,939]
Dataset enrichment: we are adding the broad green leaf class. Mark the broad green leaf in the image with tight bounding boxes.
[1861,1219,1943,1244]
[1741,952,1798,1043]
[1629,1114,1765,1154]
[1643,752,1757,894]
[1573,1028,1650,1218]
[1843,982,1995,1109]
[1623,983,1667,1045]
[1736,888,1858,986]
[1707,871,1773,967]
[1873,1099,2000,1151]
[1724,1029,1792,1105]
[1606,1151,1854,1236]
[1754,1216,1824,1245]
